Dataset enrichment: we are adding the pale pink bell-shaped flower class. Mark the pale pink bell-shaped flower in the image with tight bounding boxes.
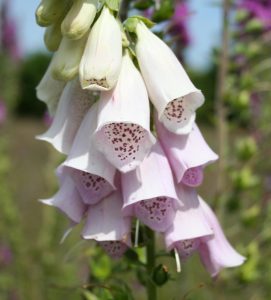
[64,102,117,203]
[37,78,94,155]
[82,191,131,258]
[121,142,178,232]
[156,118,218,186]
[198,197,246,277]
[79,6,122,90]
[40,166,87,223]
[93,52,156,173]
[165,185,213,258]
[36,57,66,115]
[135,22,204,135]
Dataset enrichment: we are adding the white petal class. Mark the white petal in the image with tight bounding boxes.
[136,22,204,134]
[37,78,94,154]
[36,57,66,115]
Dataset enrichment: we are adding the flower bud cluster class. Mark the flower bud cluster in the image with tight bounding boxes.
[35,1,245,276]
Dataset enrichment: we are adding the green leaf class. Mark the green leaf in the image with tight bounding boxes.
[152,0,174,22]
[89,254,112,280]
[105,0,121,11]
[81,290,100,300]
[133,0,154,10]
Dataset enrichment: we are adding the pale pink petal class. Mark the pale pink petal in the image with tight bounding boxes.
[165,185,213,251]
[98,241,128,259]
[40,172,86,223]
[93,53,155,173]
[121,142,178,232]
[37,78,94,154]
[182,166,204,187]
[64,103,117,197]
[198,198,246,277]
[156,118,218,184]
[82,191,131,245]
[69,168,114,205]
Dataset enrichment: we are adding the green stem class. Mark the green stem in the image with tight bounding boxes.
[215,0,231,216]
[146,227,157,300]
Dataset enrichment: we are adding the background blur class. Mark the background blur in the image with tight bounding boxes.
[0,0,271,299]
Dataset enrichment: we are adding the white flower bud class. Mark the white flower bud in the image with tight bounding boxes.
[36,0,71,27]
[61,0,98,40]
[51,34,88,81]
[44,22,62,52]
[79,6,122,91]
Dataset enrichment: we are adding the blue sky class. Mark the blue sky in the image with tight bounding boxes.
[8,0,222,70]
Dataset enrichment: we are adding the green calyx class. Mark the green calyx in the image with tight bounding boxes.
[105,0,121,11]
[124,16,155,33]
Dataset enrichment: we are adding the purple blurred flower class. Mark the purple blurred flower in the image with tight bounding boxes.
[0,243,13,266]
[239,0,271,29]
[0,101,7,125]
[169,1,190,47]
[1,0,21,60]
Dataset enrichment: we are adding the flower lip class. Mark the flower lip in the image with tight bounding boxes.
[69,167,115,205]
[95,121,155,173]
[160,93,204,135]
[134,196,177,233]
[181,166,204,187]
[98,241,128,259]
[81,78,110,90]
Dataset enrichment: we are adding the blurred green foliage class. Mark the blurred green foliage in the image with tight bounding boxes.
[0,1,271,300]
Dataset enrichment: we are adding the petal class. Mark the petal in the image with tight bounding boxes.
[156,119,218,183]
[69,167,115,205]
[37,78,94,154]
[36,57,66,115]
[63,102,117,192]
[79,6,122,90]
[94,53,156,173]
[121,142,178,232]
[98,241,128,259]
[82,191,131,244]
[135,22,204,134]
[40,171,86,223]
[165,185,213,250]
[198,198,246,277]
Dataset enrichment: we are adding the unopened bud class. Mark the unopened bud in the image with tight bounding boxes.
[36,0,71,27]
[152,264,169,286]
[44,23,62,52]
[61,0,98,40]
[51,34,88,81]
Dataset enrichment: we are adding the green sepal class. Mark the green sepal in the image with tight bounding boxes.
[105,0,121,11]
[152,264,170,286]
[124,16,155,33]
